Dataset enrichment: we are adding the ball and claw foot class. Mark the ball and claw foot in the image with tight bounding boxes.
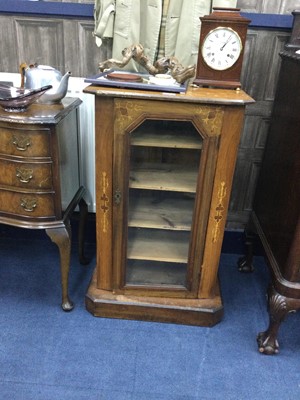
[257,331,279,355]
[61,298,74,312]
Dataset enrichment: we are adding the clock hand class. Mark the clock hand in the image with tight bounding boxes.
[220,35,232,51]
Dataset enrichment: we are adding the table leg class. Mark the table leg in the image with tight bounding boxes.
[238,218,255,273]
[46,222,74,311]
[78,197,89,265]
[257,285,300,355]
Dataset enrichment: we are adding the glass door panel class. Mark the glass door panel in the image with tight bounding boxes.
[125,120,202,289]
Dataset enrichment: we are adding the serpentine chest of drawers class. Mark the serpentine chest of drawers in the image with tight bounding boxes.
[0,97,87,311]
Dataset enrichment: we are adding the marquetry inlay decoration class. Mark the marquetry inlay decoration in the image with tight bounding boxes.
[115,100,223,135]
[114,100,145,132]
[194,106,224,135]
[100,171,109,233]
[212,181,227,243]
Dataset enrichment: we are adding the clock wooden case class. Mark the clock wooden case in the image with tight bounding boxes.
[84,84,253,326]
[194,8,250,89]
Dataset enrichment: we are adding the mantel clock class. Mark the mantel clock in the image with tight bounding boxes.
[194,8,250,89]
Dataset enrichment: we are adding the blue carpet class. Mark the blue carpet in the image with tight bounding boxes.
[0,235,299,400]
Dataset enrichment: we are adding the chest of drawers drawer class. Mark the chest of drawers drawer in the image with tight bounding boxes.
[0,189,55,218]
[0,158,53,190]
[0,127,51,158]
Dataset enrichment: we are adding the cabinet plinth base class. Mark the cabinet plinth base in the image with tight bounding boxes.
[85,273,223,327]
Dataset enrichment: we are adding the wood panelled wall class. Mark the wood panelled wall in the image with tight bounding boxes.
[237,0,299,14]
[230,28,289,228]
[0,0,298,228]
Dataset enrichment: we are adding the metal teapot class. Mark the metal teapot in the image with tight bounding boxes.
[20,63,71,104]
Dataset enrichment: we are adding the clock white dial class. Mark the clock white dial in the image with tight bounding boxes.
[201,27,242,71]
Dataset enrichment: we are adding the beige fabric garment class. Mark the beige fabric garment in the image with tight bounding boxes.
[93,0,238,71]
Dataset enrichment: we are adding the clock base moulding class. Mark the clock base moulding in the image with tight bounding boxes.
[194,78,243,90]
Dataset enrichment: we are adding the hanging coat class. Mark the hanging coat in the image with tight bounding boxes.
[93,0,238,71]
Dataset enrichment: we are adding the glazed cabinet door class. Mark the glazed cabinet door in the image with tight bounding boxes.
[112,99,222,298]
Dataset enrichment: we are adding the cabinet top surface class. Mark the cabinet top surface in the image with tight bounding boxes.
[0,97,82,125]
[83,85,254,106]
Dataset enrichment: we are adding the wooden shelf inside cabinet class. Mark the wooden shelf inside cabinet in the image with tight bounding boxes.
[128,228,190,263]
[131,129,203,149]
[128,195,193,230]
[129,163,198,192]
[84,85,254,326]
[126,259,187,287]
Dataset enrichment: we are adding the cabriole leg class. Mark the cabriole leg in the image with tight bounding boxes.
[46,222,74,311]
[257,286,298,355]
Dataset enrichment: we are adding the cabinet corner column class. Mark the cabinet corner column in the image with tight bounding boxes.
[95,97,114,290]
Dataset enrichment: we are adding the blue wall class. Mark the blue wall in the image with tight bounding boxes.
[0,1,294,30]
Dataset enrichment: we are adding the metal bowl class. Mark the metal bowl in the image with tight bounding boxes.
[0,84,52,112]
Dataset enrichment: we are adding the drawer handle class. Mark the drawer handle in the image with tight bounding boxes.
[16,167,33,183]
[12,135,32,152]
[20,197,37,212]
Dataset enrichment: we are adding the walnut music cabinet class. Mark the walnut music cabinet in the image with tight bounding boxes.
[0,97,88,311]
[84,85,253,326]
